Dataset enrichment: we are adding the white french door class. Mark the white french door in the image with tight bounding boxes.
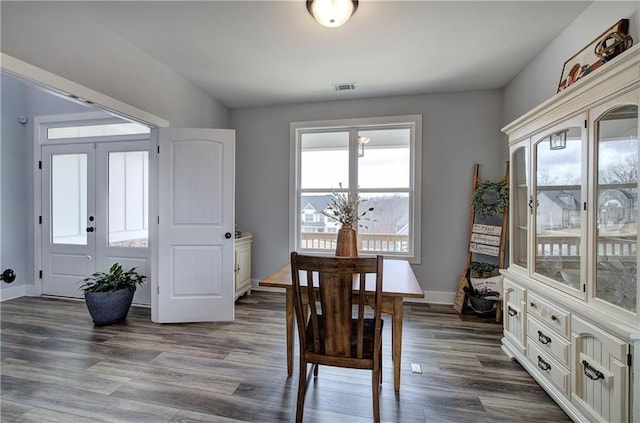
[41,141,151,303]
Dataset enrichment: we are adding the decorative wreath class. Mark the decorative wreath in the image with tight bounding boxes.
[472,181,509,216]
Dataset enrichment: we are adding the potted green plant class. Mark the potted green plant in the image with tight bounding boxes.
[469,261,494,279]
[79,263,147,326]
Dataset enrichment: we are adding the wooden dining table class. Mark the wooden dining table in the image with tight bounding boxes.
[259,258,424,392]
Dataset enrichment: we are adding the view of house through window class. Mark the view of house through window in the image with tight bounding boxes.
[293,116,420,258]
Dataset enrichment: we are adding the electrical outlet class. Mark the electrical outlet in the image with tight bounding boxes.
[411,363,422,374]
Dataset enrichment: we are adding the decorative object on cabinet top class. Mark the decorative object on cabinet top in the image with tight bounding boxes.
[557,18,632,93]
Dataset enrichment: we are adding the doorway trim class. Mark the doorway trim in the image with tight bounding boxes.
[1,53,169,128]
[36,117,152,301]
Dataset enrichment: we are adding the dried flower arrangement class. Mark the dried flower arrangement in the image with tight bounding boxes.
[321,183,374,228]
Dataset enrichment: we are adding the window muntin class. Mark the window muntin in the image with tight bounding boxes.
[292,116,420,259]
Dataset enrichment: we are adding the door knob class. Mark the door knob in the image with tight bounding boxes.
[86,227,95,232]
[225,232,232,239]
[1,269,16,283]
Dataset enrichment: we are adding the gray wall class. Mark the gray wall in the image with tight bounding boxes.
[1,1,229,129]
[0,75,98,294]
[231,91,505,294]
[1,76,29,291]
[1,0,229,296]
[503,2,640,126]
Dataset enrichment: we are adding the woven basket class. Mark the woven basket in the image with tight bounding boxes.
[470,269,493,279]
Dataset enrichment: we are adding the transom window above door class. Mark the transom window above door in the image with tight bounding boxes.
[47,122,150,140]
[290,115,422,261]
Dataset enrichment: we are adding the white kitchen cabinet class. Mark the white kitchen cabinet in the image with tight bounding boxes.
[234,233,252,300]
[501,44,639,422]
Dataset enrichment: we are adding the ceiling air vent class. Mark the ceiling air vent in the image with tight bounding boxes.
[333,82,356,92]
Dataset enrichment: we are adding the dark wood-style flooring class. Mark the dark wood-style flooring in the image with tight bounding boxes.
[1,291,570,422]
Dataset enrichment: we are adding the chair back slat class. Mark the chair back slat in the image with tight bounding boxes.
[318,273,352,356]
[305,269,321,353]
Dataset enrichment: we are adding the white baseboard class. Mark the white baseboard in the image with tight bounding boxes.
[252,281,455,306]
[0,284,27,302]
[409,290,455,305]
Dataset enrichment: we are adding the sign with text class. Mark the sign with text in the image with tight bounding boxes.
[470,242,500,257]
[471,233,501,246]
[472,224,502,236]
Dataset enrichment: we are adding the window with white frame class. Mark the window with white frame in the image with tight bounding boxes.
[291,115,422,260]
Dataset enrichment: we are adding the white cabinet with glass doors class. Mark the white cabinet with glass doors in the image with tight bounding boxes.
[501,45,639,423]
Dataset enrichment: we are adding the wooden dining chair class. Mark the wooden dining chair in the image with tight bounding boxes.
[290,252,384,423]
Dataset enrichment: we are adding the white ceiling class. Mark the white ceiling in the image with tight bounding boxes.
[71,1,592,109]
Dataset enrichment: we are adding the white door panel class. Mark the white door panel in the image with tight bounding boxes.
[96,141,151,304]
[41,144,95,297]
[155,128,235,323]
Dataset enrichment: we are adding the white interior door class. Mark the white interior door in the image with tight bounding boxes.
[41,141,151,302]
[41,143,96,297]
[154,128,235,323]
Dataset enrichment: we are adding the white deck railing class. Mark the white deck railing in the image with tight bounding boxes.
[300,233,409,253]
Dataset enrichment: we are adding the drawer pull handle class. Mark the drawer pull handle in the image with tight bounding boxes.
[507,306,517,317]
[537,355,551,371]
[537,330,551,345]
[550,315,558,322]
[582,360,604,381]
[530,302,537,308]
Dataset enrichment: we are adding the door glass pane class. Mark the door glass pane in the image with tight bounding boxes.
[51,154,87,245]
[108,151,149,247]
[595,105,637,312]
[534,126,582,290]
[301,131,349,189]
[357,128,410,189]
[512,145,529,269]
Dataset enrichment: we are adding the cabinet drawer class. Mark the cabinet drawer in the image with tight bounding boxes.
[527,315,570,367]
[527,292,570,338]
[527,341,570,397]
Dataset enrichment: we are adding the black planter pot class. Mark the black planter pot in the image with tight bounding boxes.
[84,288,135,326]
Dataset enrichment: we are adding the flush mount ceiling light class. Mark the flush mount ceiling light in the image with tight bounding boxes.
[307,0,359,28]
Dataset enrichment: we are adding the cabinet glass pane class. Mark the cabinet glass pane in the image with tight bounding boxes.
[595,105,637,312]
[534,126,582,290]
[512,145,529,269]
